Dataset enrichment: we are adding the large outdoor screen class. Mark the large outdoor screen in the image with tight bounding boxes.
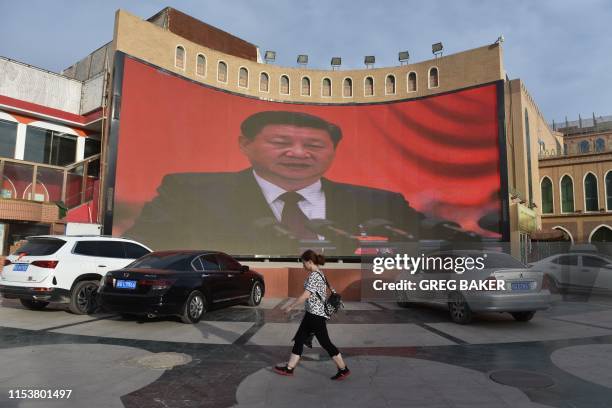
[110,55,505,256]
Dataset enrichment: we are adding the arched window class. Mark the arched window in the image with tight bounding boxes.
[408,72,417,92]
[280,75,290,94]
[553,226,574,243]
[607,171,612,210]
[217,61,227,82]
[525,109,533,205]
[590,225,612,242]
[429,67,439,88]
[322,78,332,97]
[541,177,553,214]
[196,54,206,76]
[561,175,575,213]
[239,67,249,87]
[175,46,185,69]
[301,77,311,96]
[343,78,352,97]
[260,72,269,92]
[579,140,590,153]
[563,143,568,155]
[584,173,599,211]
[364,76,374,96]
[595,138,606,152]
[385,75,396,94]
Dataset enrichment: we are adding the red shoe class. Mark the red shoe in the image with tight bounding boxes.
[273,365,295,376]
[331,367,350,381]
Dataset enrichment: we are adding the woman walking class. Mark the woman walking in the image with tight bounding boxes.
[274,249,350,380]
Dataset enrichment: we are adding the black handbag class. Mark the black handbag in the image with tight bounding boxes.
[315,271,344,316]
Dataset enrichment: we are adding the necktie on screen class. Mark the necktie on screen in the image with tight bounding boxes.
[279,191,318,239]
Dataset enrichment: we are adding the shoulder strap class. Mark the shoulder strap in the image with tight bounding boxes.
[315,270,331,290]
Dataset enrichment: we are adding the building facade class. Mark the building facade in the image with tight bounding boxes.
[537,117,612,244]
[0,6,567,260]
[0,56,104,254]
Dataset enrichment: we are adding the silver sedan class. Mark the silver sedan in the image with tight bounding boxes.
[529,252,612,295]
[396,251,551,324]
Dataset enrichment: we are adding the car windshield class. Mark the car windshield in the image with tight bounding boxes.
[11,238,66,256]
[127,253,191,270]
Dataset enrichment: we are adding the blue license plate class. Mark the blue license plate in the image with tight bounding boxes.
[116,280,137,289]
[511,281,532,291]
[13,263,28,272]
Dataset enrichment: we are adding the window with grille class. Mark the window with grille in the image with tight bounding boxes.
[561,175,574,213]
[196,54,206,76]
[579,140,590,153]
[280,75,290,94]
[386,75,396,94]
[322,78,331,97]
[343,78,352,97]
[301,77,310,96]
[239,67,249,87]
[364,77,374,96]
[218,61,227,82]
[408,72,417,92]
[541,177,553,214]
[584,173,599,211]
[175,46,185,69]
[429,67,439,88]
[260,72,269,92]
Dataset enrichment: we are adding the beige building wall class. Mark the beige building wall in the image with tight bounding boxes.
[112,10,504,104]
[562,131,612,156]
[539,151,612,242]
[503,79,565,254]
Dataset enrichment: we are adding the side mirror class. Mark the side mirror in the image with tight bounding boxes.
[240,265,249,273]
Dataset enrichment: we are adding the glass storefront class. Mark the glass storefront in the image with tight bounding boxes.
[0,120,18,158]
[24,126,77,166]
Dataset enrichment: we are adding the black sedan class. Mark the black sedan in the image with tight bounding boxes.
[98,250,265,323]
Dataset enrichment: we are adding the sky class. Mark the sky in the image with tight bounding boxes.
[1,0,611,123]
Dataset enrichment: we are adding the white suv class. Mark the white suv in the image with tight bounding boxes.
[0,236,151,314]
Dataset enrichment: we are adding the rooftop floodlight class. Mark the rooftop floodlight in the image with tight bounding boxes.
[398,51,410,65]
[364,55,375,67]
[297,54,308,65]
[432,42,443,57]
[331,57,342,70]
[264,50,276,63]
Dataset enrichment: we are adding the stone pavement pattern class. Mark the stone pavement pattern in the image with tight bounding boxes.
[551,344,612,389]
[235,356,555,408]
[0,344,163,408]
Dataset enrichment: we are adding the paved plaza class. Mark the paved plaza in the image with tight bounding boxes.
[1,295,611,407]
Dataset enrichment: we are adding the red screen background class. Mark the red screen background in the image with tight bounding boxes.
[113,57,502,239]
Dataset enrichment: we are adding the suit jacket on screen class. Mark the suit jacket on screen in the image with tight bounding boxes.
[125,169,422,255]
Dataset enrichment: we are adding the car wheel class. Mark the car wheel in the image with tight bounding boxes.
[511,311,536,322]
[20,299,49,310]
[448,292,472,324]
[69,280,99,315]
[248,282,263,306]
[181,290,206,324]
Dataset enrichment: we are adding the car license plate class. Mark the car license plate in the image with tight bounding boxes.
[511,281,532,291]
[116,280,137,289]
[13,263,28,272]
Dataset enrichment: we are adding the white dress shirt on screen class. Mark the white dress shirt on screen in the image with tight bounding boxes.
[253,170,327,222]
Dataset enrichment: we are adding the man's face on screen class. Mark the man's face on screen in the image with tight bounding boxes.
[240,124,336,188]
